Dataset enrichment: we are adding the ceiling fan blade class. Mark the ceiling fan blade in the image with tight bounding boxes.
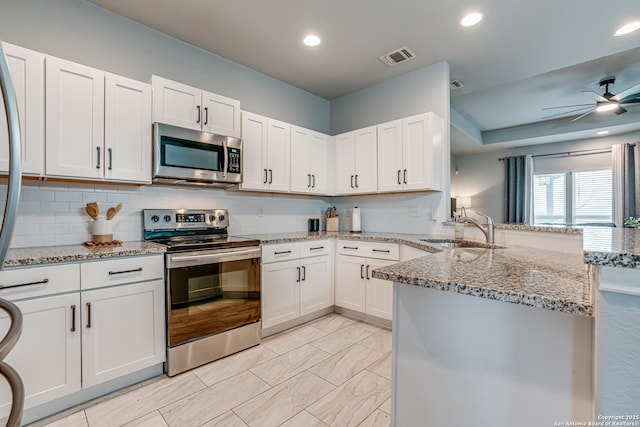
[618,93,640,104]
[582,91,608,102]
[542,106,594,120]
[614,105,628,115]
[570,107,596,122]
[542,103,594,111]
[611,82,640,101]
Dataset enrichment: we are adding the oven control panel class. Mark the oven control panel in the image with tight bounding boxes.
[143,209,229,230]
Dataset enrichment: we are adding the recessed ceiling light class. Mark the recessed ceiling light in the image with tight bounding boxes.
[303,35,321,47]
[614,21,640,36]
[596,103,618,112]
[460,12,484,27]
[597,130,610,135]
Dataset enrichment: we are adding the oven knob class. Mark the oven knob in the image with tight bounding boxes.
[218,214,225,222]
[164,215,172,222]
[151,215,160,222]
[209,215,215,222]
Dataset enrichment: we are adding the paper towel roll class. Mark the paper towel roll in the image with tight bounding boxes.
[352,207,361,232]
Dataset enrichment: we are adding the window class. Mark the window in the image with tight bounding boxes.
[533,169,612,225]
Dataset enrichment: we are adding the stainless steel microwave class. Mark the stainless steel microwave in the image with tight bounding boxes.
[153,123,242,187]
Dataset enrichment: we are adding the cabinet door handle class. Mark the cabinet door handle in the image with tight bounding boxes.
[308,174,311,188]
[404,169,408,184]
[360,264,365,279]
[366,265,370,280]
[70,305,76,332]
[96,146,101,169]
[296,266,301,283]
[398,170,402,185]
[108,267,143,275]
[274,250,292,255]
[0,278,49,290]
[86,302,92,328]
[310,246,324,250]
[355,174,359,188]
[343,246,358,250]
[301,265,306,281]
[372,249,390,253]
[204,107,209,125]
[263,169,268,184]
[108,148,113,170]
[350,175,354,188]
[269,169,273,184]
[312,175,316,188]
[196,105,201,124]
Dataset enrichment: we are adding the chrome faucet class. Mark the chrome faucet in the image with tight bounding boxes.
[459,211,495,245]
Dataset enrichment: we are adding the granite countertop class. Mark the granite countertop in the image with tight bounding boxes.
[442,221,583,235]
[247,231,592,317]
[3,241,166,268]
[582,226,640,268]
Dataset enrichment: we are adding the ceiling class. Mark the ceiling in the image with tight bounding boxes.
[85,0,640,153]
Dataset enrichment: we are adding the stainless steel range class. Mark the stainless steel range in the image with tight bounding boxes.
[143,209,261,376]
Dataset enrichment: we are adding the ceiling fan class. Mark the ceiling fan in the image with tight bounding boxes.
[542,76,640,122]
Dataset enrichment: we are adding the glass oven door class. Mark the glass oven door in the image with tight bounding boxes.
[167,251,260,347]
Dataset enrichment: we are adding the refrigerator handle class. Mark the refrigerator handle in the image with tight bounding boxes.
[0,43,22,269]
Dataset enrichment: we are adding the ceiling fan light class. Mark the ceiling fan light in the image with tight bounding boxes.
[614,21,640,36]
[596,103,618,112]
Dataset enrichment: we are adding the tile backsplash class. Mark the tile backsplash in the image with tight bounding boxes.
[3,180,330,248]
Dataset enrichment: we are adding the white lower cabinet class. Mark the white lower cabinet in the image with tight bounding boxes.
[0,293,81,417]
[261,241,333,330]
[0,255,165,420]
[335,240,399,321]
[81,279,165,388]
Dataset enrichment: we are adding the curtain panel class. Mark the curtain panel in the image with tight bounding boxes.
[612,142,640,227]
[503,154,533,224]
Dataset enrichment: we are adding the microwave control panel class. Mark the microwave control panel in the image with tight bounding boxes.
[227,148,241,174]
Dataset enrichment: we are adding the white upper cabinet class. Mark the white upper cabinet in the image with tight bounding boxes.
[240,111,290,192]
[335,126,377,195]
[152,76,240,137]
[377,112,444,192]
[290,125,329,194]
[0,43,44,176]
[45,56,105,180]
[45,56,152,183]
[104,74,152,183]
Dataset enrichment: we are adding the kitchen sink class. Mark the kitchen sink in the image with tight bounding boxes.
[419,238,505,249]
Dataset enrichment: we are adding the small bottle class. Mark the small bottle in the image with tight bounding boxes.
[454,220,464,239]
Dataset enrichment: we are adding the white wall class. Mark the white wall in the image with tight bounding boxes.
[4,180,328,247]
[0,0,331,133]
[451,130,640,222]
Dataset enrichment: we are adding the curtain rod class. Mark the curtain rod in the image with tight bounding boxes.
[498,147,612,161]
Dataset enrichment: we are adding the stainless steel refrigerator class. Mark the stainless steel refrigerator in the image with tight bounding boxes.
[0,41,25,427]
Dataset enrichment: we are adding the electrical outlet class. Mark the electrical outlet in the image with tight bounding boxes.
[258,207,264,217]
[409,207,420,218]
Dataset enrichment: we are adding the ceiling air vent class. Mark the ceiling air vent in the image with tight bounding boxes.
[379,47,416,67]
[450,80,464,90]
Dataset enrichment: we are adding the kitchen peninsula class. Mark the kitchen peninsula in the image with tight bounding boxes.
[372,236,594,426]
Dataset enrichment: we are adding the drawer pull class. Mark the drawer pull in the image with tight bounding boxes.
[108,267,143,276]
[343,246,358,250]
[0,278,49,290]
[274,250,292,255]
[372,249,391,253]
[310,246,324,250]
[70,305,76,332]
[86,302,92,328]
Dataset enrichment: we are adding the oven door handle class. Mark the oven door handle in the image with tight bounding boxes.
[168,248,261,267]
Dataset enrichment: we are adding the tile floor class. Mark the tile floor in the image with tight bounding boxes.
[35,314,392,427]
